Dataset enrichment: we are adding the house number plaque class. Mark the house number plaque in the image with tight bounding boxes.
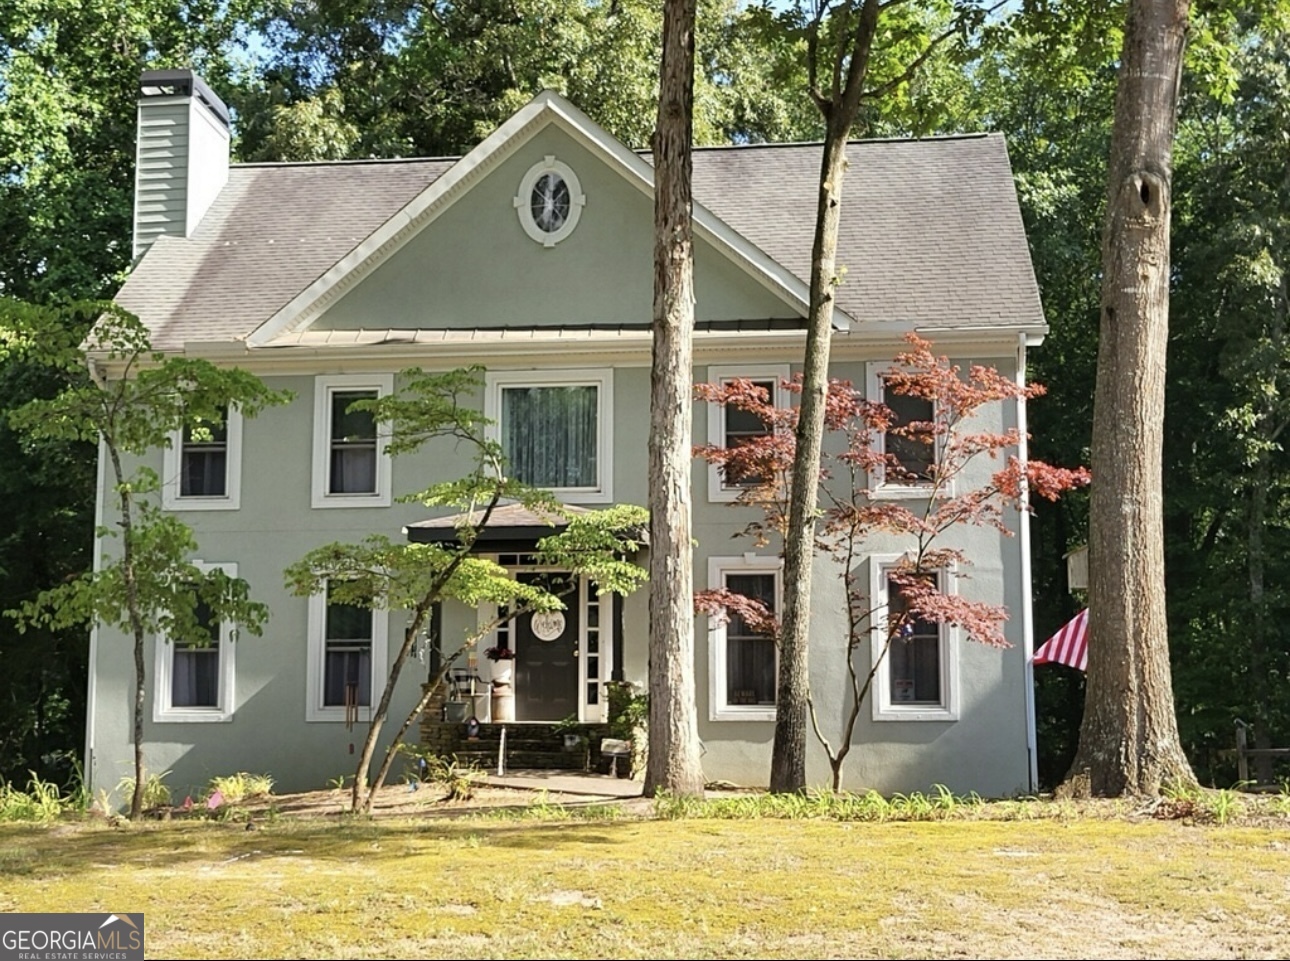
[531,611,566,641]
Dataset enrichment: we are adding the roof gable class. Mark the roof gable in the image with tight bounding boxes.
[247,91,825,347]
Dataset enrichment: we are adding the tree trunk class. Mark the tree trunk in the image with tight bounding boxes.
[643,0,704,799]
[1069,0,1196,796]
[1247,455,1274,785]
[352,599,432,813]
[107,440,148,821]
[770,124,850,793]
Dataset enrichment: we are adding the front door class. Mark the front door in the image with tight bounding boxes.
[514,573,580,721]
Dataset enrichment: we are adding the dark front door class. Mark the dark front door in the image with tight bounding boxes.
[514,573,580,722]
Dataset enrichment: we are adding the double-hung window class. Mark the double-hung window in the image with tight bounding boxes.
[306,580,387,722]
[866,363,938,494]
[871,557,958,721]
[153,562,236,722]
[312,374,393,508]
[485,369,613,502]
[706,365,789,502]
[708,555,781,721]
[162,407,243,510]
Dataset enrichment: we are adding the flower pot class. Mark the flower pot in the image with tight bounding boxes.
[445,701,469,724]
[491,689,515,722]
[491,664,513,686]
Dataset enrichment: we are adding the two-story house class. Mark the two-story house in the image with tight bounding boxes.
[84,70,1047,799]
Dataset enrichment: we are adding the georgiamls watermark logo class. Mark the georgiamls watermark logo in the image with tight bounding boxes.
[1,913,144,961]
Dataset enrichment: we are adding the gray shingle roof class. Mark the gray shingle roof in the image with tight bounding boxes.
[117,134,1043,351]
[692,134,1043,331]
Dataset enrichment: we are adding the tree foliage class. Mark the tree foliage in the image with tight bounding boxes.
[0,300,290,817]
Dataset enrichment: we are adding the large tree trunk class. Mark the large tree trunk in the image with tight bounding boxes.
[643,0,704,798]
[1069,0,1197,796]
[770,122,852,793]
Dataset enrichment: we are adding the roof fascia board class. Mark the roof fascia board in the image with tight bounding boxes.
[91,323,1037,378]
[247,91,840,348]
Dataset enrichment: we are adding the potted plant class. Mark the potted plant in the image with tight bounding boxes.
[553,714,585,752]
[484,645,515,687]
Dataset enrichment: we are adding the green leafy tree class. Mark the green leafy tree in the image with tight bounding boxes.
[1,300,291,818]
[1166,12,1290,783]
[284,368,647,814]
[0,0,269,791]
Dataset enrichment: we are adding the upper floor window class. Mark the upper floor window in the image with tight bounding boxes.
[153,562,237,722]
[706,365,789,502]
[485,369,614,503]
[311,374,393,508]
[162,407,243,511]
[871,558,958,721]
[866,363,939,495]
[514,156,586,247]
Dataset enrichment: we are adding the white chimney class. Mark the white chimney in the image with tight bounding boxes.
[132,69,231,259]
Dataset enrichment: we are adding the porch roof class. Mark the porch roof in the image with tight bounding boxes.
[404,501,646,553]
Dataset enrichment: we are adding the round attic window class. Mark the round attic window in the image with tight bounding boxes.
[515,156,585,247]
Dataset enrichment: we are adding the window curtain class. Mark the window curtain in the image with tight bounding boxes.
[503,386,598,488]
[330,391,377,494]
[172,645,219,707]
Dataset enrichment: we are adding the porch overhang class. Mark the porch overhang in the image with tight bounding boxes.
[404,501,647,554]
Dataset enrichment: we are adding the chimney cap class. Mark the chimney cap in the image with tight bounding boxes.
[139,69,230,129]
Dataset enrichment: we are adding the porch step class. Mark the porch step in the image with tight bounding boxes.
[419,721,615,774]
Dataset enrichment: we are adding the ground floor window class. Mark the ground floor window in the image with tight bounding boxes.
[153,562,237,723]
[307,580,387,722]
[871,558,958,721]
[707,555,781,722]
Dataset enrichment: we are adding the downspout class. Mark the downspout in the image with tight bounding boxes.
[1017,333,1038,793]
[84,432,108,796]
[83,358,109,795]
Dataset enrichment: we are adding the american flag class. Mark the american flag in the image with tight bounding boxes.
[1034,608,1088,671]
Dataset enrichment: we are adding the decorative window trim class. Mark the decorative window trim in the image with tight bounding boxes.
[514,155,586,247]
[869,554,959,722]
[305,582,388,723]
[865,362,948,499]
[153,560,237,723]
[311,373,394,509]
[162,406,243,511]
[706,364,791,503]
[484,368,614,503]
[707,554,782,722]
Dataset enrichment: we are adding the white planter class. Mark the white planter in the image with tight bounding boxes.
[491,663,513,686]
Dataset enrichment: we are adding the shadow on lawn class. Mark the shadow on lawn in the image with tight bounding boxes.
[0,815,645,878]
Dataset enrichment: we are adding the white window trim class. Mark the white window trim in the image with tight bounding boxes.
[484,368,614,503]
[865,362,949,499]
[161,406,243,511]
[870,554,959,722]
[706,364,791,503]
[514,155,586,247]
[305,583,389,723]
[153,560,237,723]
[707,553,782,722]
[311,373,394,509]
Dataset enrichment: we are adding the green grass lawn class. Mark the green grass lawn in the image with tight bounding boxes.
[2,812,1288,959]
